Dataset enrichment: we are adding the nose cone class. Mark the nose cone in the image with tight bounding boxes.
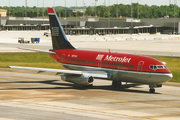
[165,73,173,82]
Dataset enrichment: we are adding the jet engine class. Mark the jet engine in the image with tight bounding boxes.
[60,74,94,85]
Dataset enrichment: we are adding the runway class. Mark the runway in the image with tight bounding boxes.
[0,69,180,120]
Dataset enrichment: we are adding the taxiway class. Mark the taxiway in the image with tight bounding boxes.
[0,69,180,120]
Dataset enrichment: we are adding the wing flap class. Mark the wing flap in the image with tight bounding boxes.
[8,66,110,78]
[9,66,82,74]
[82,71,110,78]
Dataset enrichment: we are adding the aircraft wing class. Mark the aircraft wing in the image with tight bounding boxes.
[8,66,110,79]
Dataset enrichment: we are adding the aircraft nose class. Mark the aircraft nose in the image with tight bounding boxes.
[165,73,173,81]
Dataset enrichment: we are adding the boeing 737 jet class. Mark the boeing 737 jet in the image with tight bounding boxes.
[9,8,173,93]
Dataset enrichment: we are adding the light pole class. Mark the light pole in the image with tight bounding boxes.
[131,0,133,34]
[103,0,106,18]
[116,0,118,18]
[37,0,39,18]
[65,0,66,34]
[76,0,77,27]
[108,0,110,28]
[9,0,10,17]
[83,0,84,18]
[137,0,139,19]
[174,0,176,34]
[25,0,27,18]
[25,0,27,24]
[43,0,44,24]
[95,0,97,17]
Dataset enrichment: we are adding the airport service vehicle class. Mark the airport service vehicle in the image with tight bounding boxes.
[9,8,173,93]
[31,38,40,43]
[44,32,51,37]
[18,37,30,44]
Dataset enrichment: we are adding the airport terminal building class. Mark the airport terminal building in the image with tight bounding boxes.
[0,16,180,35]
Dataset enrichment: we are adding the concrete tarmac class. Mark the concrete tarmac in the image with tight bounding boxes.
[1,31,180,57]
[0,69,180,120]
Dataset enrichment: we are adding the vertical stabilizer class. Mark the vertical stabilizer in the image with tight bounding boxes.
[48,8,75,50]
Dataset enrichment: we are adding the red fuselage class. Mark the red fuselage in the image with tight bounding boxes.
[50,49,170,74]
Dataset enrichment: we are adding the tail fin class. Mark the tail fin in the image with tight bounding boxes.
[48,8,75,50]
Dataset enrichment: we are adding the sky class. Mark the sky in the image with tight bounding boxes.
[0,0,178,7]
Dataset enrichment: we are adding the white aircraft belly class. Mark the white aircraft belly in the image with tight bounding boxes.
[62,63,172,85]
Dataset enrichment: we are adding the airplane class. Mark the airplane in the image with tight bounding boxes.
[9,8,173,93]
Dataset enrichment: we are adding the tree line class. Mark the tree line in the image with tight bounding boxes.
[0,3,180,19]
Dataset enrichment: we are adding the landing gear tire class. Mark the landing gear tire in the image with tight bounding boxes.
[149,89,155,93]
[112,80,121,88]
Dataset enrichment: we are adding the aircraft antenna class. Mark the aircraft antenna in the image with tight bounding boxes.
[108,49,111,53]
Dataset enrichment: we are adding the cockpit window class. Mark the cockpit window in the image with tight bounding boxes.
[150,65,166,70]
[154,66,157,69]
[157,66,163,69]
[150,65,153,69]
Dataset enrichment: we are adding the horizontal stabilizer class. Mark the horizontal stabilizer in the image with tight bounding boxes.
[18,47,56,54]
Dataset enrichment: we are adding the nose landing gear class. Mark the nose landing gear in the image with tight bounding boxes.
[149,88,155,93]
[149,84,162,93]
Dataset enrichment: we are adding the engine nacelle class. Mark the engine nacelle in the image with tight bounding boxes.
[60,74,94,85]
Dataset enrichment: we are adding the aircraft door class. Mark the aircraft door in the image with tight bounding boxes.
[61,54,65,62]
[137,61,144,72]
[98,60,102,67]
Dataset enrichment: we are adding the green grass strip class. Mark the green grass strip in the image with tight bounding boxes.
[0,53,65,69]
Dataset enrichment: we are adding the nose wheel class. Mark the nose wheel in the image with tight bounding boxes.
[149,85,157,93]
[149,88,155,93]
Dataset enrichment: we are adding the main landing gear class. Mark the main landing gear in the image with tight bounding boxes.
[112,80,122,88]
[84,84,93,89]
